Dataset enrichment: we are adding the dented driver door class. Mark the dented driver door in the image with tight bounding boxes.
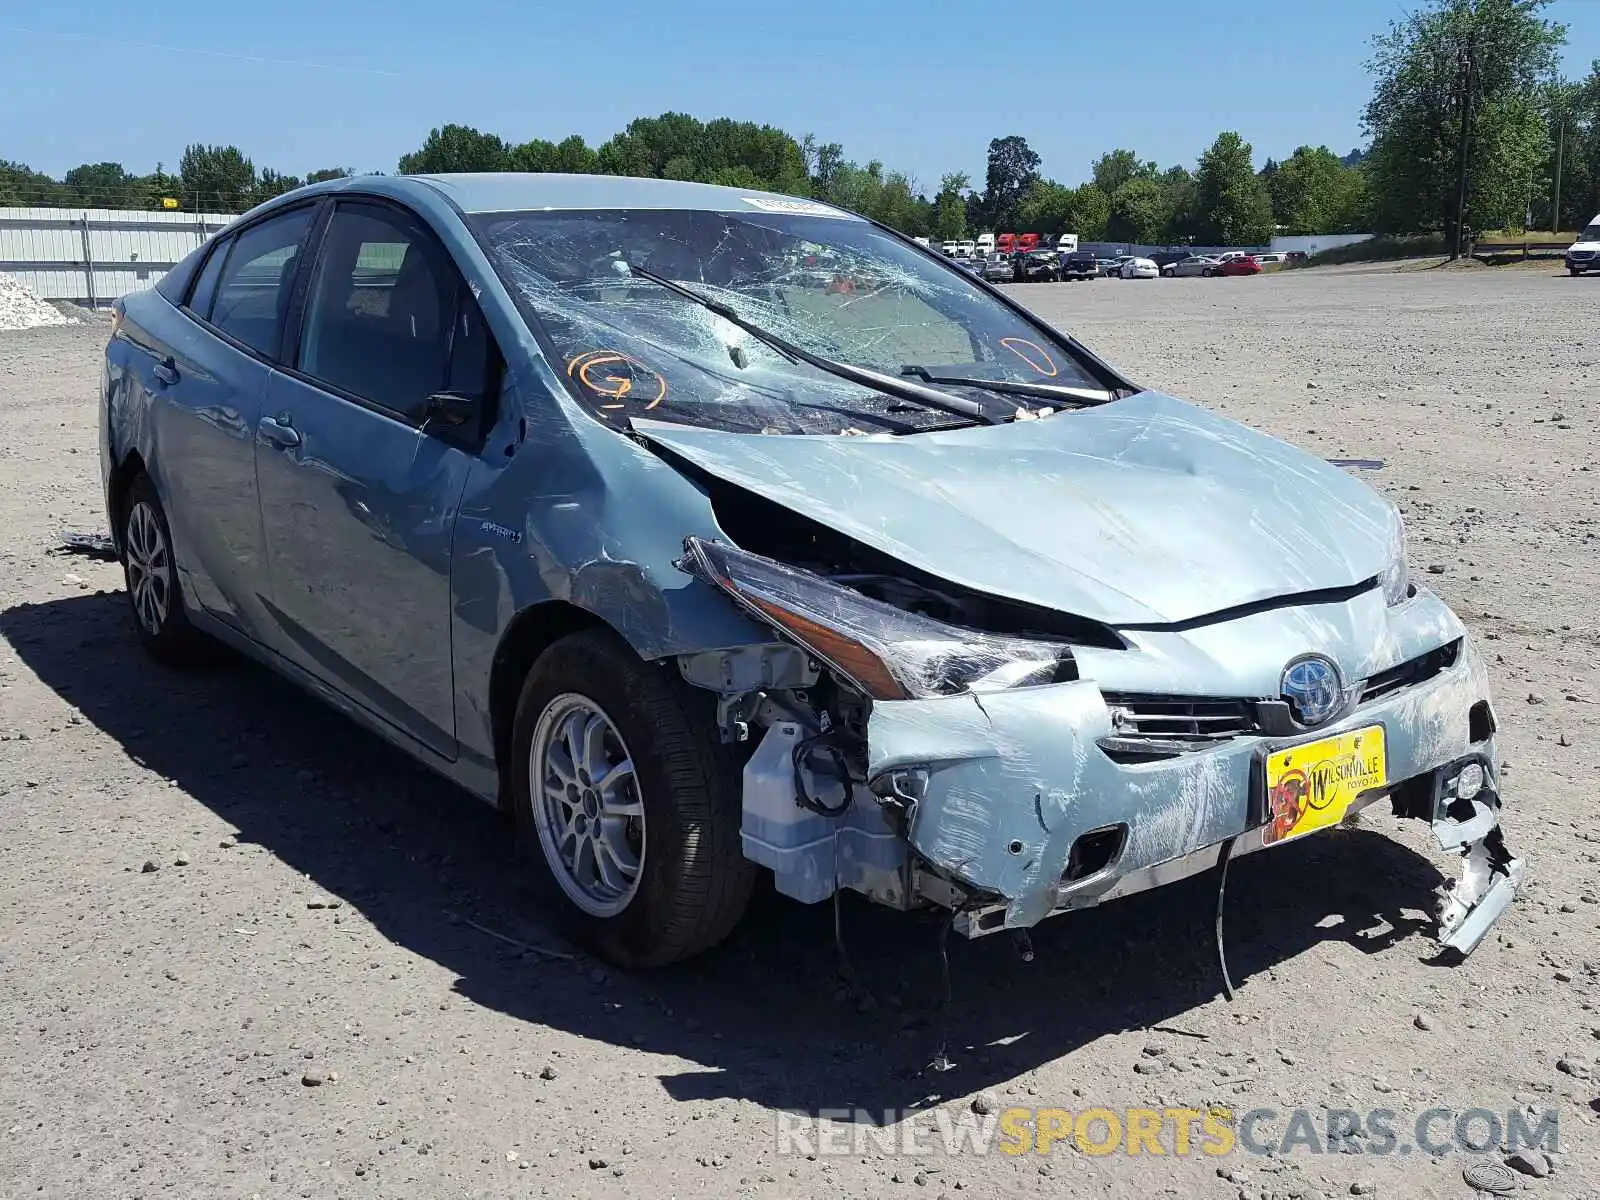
[253,199,480,759]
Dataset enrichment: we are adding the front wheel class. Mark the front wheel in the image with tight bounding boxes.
[509,629,754,967]
[1569,266,1582,276]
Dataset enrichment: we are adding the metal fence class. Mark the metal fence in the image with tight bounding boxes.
[0,207,236,309]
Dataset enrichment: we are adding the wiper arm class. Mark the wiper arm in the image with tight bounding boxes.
[899,365,1116,406]
[624,262,1000,425]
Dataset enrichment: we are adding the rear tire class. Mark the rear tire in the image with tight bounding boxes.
[120,474,223,666]
[509,629,754,967]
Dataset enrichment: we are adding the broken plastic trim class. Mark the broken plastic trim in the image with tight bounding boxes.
[679,537,1075,701]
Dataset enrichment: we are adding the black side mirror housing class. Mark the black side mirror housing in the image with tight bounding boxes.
[424,389,479,429]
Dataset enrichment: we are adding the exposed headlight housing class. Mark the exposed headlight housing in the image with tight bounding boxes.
[681,537,1074,701]
[1380,503,1411,606]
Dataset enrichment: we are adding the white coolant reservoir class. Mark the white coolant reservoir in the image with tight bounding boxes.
[739,722,837,902]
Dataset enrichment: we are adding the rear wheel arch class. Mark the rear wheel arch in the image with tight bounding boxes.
[108,449,149,552]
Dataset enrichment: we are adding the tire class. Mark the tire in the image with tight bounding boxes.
[1202,268,1214,277]
[509,628,754,967]
[120,473,223,666]
[1569,266,1581,276]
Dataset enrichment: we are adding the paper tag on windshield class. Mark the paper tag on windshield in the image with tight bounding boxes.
[740,196,853,218]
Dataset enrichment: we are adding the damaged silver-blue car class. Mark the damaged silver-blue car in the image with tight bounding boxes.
[101,173,1523,968]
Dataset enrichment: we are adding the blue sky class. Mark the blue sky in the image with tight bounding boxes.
[4,0,1597,189]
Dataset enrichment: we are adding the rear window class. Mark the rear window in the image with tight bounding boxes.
[208,207,316,359]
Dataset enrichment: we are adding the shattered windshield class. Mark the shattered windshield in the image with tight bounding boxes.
[473,207,1110,435]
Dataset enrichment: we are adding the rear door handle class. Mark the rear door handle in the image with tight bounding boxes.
[152,357,179,387]
[259,413,302,450]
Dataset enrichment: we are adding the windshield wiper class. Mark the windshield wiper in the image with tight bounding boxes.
[624,262,1002,425]
[899,365,1117,406]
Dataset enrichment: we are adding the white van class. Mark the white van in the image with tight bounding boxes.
[1565,215,1600,275]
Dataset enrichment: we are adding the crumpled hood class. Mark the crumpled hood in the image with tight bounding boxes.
[633,392,1395,627]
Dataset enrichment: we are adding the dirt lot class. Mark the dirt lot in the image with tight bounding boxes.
[1,267,1597,1200]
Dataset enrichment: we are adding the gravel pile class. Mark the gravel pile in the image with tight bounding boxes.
[0,274,74,331]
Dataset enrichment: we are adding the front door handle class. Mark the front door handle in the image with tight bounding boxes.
[152,357,179,387]
[259,413,301,450]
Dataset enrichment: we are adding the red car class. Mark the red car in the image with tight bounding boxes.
[1220,255,1262,276]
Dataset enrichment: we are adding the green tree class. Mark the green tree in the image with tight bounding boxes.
[933,172,971,240]
[1156,166,1196,240]
[1190,132,1275,244]
[1070,183,1110,240]
[1267,145,1372,233]
[512,135,598,174]
[306,167,354,183]
[397,124,512,174]
[1107,177,1166,242]
[1363,0,1564,240]
[1015,179,1074,235]
[1091,149,1158,196]
[254,169,304,201]
[982,135,1041,230]
[179,143,256,211]
[63,162,135,206]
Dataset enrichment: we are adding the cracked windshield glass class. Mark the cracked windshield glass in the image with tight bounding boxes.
[474,206,1107,434]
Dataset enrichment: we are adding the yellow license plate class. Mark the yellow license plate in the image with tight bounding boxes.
[1262,725,1387,847]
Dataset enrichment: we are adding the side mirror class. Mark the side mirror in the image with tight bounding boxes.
[423,389,479,430]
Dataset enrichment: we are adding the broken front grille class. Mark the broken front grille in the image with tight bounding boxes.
[1359,639,1462,704]
[1097,642,1465,764]
[1098,693,1259,763]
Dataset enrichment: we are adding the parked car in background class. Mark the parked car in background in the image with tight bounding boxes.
[1119,256,1160,279]
[1214,251,1250,265]
[1564,216,1600,275]
[1061,250,1099,281]
[1096,258,1119,276]
[102,171,1520,972]
[1169,255,1223,278]
[1220,255,1263,277]
[981,253,1018,282]
[1252,253,1287,266]
[1019,248,1063,282]
[1107,255,1138,277]
[1285,250,1309,266]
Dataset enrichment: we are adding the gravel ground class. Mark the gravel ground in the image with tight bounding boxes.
[1,266,1597,1200]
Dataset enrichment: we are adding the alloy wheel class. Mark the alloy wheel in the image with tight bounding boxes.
[125,500,172,636]
[528,693,646,917]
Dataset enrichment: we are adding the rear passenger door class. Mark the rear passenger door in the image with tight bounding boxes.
[254,198,499,758]
[149,204,317,638]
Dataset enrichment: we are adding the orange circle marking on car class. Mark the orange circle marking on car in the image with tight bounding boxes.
[566,351,667,411]
[999,337,1058,377]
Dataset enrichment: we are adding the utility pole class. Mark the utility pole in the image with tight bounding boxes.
[1553,118,1565,234]
[1451,28,1476,260]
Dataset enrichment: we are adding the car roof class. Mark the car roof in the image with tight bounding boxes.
[397,172,866,219]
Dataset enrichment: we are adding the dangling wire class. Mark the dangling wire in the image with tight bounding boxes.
[1215,835,1239,1002]
[927,912,957,1073]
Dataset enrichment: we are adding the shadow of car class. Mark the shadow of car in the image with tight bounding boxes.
[3,588,1455,1115]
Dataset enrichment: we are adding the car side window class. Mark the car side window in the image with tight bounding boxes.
[186,237,230,320]
[297,202,461,422]
[208,207,315,359]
